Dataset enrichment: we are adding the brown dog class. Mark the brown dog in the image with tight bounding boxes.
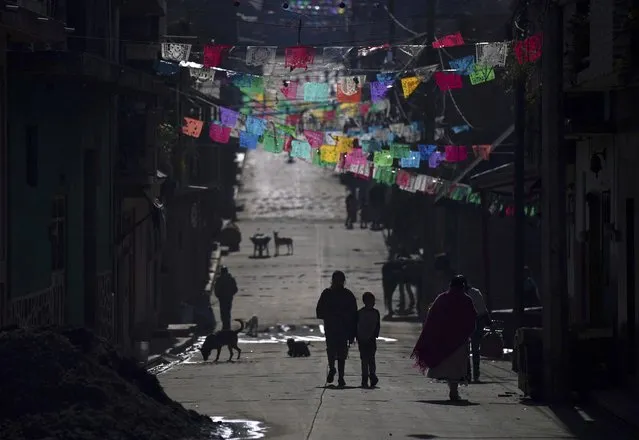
[200,319,244,362]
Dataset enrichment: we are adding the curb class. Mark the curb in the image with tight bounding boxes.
[145,332,199,369]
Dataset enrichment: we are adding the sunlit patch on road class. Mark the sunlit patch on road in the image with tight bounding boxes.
[206,416,266,439]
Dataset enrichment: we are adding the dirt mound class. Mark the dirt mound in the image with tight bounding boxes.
[0,327,215,440]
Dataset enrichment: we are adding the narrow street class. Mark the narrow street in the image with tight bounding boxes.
[159,150,635,439]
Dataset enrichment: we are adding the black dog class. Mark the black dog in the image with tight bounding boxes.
[287,338,311,357]
[200,319,244,362]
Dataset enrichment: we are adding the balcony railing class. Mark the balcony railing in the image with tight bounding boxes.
[5,0,54,17]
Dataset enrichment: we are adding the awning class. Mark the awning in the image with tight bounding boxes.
[434,124,515,202]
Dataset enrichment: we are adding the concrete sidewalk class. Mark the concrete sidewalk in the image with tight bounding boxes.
[159,219,636,439]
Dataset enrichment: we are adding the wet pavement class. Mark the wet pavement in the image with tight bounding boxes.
[157,149,638,439]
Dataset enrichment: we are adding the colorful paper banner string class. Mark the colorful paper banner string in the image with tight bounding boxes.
[361,139,382,153]
[400,76,421,98]
[291,140,312,160]
[239,131,259,150]
[280,81,299,100]
[374,151,393,167]
[514,33,543,64]
[303,130,324,148]
[246,116,267,136]
[475,42,509,67]
[209,123,231,144]
[320,145,338,163]
[434,72,463,91]
[189,67,215,82]
[418,144,437,160]
[324,131,341,146]
[203,44,232,68]
[433,32,464,48]
[246,46,277,66]
[451,125,470,134]
[262,132,286,153]
[472,144,492,160]
[336,136,355,154]
[445,145,468,162]
[370,81,390,102]
[345,148,368,167]
[414,64,438,82]
[182,117,204,138]
[303,82,329,102]
[220,107,239,128]
[376,72,395,83]
[400,151,421,168]
[434,128,445,140]
[449,56,476,76]
[374,166,395,185]
[337,85,362,103]
[286,114,301,126]
[285,46,316,71]
[469,64,496,85]
[390,144,411,159]
[154,60,179,76]
[429,151,444,168]
[161,43,192,62]
[396,170,412,188]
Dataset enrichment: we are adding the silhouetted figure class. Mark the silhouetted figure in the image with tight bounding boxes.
[214,266,238,330]
[357,292,381,388]
[316,271,358,388]
[359,200,369,229]
[465,283,492,382]
[345,193,357,229]
[523,266,540,308]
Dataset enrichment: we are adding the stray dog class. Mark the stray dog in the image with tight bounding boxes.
[246,315,259,337]
[250,234,270,257]
[273,232,294,256]
[200,319,244,362]
[287,338,311,357]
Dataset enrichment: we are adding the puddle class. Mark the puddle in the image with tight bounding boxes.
[206,416,266,439]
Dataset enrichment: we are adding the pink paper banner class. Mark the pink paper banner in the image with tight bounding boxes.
[304,130,324,148]
[433,32,464,49]
[209,123,231,144]
[434,72,463,91]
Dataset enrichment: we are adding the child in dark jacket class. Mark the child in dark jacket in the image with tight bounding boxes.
[357,292,381,388]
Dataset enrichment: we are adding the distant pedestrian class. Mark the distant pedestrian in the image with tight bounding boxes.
[357,292,381,388]
[214,266,238,331]
[465,283,492,382]
[345,193,357,229]
[523,266,540,307]
[316,271,358,388]
[411,275,477,401]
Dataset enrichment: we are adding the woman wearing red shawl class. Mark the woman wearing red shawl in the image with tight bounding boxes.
[411,275,477,400]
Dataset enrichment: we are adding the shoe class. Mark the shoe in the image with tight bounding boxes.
[327,369,336,384]
[361,380,368,389]
[449,391,461,401]
[338,378,346,388]
[370,375,378,388]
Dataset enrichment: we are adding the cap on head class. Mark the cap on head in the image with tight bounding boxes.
[363,292,375,305]
[450,274,467,289]
[331,270,346,286]
[220,266,228,275]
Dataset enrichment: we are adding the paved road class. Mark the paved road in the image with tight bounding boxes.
[159,149,637,439]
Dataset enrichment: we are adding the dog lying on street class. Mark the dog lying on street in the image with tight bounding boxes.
[200,319,244,362]
[287,338,311,357]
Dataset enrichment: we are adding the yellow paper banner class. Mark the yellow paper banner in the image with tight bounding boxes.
[320,145,338,163]
[336,136,355,155]
[400,76,421,98]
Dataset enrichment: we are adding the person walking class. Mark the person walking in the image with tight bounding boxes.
[411,275,477,401]
[357,292,381,388]
[214,266,238,331]
[316,271,358,388]
[345,192,358,229]
[465,282,492,382]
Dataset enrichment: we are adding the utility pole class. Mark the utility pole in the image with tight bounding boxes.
[541,1,568,401]
[513,12,527,335]
[420,0,438,319]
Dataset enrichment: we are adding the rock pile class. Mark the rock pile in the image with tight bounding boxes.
[0,326,215,440]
